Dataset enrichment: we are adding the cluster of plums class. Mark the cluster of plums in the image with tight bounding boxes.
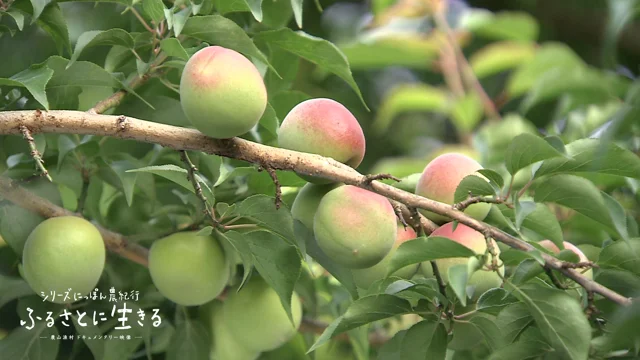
[16,45,592,359]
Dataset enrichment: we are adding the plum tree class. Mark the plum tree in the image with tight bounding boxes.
[290,183,341,230]
[538,240,593,280]
[277,98,366,183]
[223,276,302,353]
[180,46,267,139]
[314,185,397,269]
[352,224,419,289]
[200,300,260,360]
[422,222,503,300]
[148,231,229,306]
[415,153,491,223]
[22,216,105,304]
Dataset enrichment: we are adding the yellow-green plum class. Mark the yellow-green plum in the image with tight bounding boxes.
[149,231,229,306]
[277,98,366,184]
[223,276,302,352]
[314,185,397,269]
[290,183,341,230]
[200,300,260,360]
[22,216,105,304]
[422,222,503,300]
[415,153,491,224]
[538,240,593,280]
[352,224,419,289]
[180,46,267,139]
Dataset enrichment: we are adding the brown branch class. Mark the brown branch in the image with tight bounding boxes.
[258,165,282,209]
[362,173,401,186]
[0,110,632,306]
[20,124,51,182]
[453,194,514,211]
[180,150,219,227]
[0,176,149,266]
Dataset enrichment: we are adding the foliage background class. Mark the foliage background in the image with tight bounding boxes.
[0,0,639,359]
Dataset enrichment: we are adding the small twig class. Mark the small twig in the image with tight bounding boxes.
[516,179,534,199]
[544,267,568,290]
[20,125,52,182]
[438,40,465,98]
[561,261,599,270]
[258,165,282,209]
[361,173,401,186]
[88,74,151,114]
[391,200,409,229]
[453,194,513,211]
[180,151,219,227]
[130,6,154,33]
[453,309,477,320]
[482,232,501,272]
[223,224,258,230]
[585,291,600,318]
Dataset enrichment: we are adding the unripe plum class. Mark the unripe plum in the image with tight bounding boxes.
[180,46,267,139]
[200,300,260,360]
[223,276,302,352]
[149,231,229,306]
[22,216,105,304]
[277,98,366,183]
[538,240,593,280]
[291,183,341,230]
[352,224,419,289]
[422,222,503,299]
[416,153,491,224]
[314,185,397,269]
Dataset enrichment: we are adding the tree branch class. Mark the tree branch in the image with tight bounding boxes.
[0,175,149,267]
[0,110,632,306]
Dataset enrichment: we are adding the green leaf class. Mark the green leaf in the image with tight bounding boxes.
[0,64,53,109]
[505,134,565,175]
[4,10,25,31]
[469,315,506,351]
[127,164,215,205]
[511,259,544,285]
[477,169,505,190]
[476,288,519,315]
[290,0,302,28]
[172,7,190,37]
[143,0,166,22]
[165,317,210,360]
[536,138,640,180]
[295,221,358,299]
[451,92,484,133]
[461,10,539,42]
[533,174,621,237]
[376,320,448,360]
[181,15,274,73]
[448,263,470,306]
[495,303,534,344]
[506,283,591,360]
[37,3,71,55]
[598,238,640,276]
[308,294,413,352]
[601,191,630,241]
[160,38,189,60]
[0,274,35,309]
[487,339,550,360]
[232,230,302,324]
[514,199,536,230]
[387,236,477,277]
[56,135,77,171]
[72,314,105,359]
[372,84,448,134]
[254,28,367,109]
[212,0,263,22]
[453,174,496,203]
[236,195,296,246]
[29,0,48,20]
[520,203,564,248]
[69,29,134,68]
[0,324,59,360]
[599,296,640,352]
[470,41,536,78]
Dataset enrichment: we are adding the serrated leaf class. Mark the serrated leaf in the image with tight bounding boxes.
[495,303,534,344]
[477,169,505,189]
[453,174,496,203]
[0,64,53,109]
[0,324,59,360]
[196,226,213,236]
[506,283,591,360]
[505,134,565,175]
[521,203,564,248]
[469,315,506,351]
[448,263,470,306]
[254,28,367,109]
[236,194,296,246]
[476,288,518,315]
[29,0,47,20]
[511,258,544,285]
[127,164,215,205]
[5,10,25,31]
[230,230,301,324]
[514,199,536,230]
[377,320,448,360]
[487,339,550,360]
[37,3,71,55]
[388,236,477,276]
[160,38,189,60]
[213,0,263,22]
[56,135,77,171]
[172,7,190,37]
[290,0,302,28]
[534,174,620,238]
[181,15,274,74]
[0,274,35,309]
[308,295,413,352]
[536,138,640,179]
[69,29,134,68]
[598,238,640,276]
[143,0,166,22]
[165,317,209,360]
